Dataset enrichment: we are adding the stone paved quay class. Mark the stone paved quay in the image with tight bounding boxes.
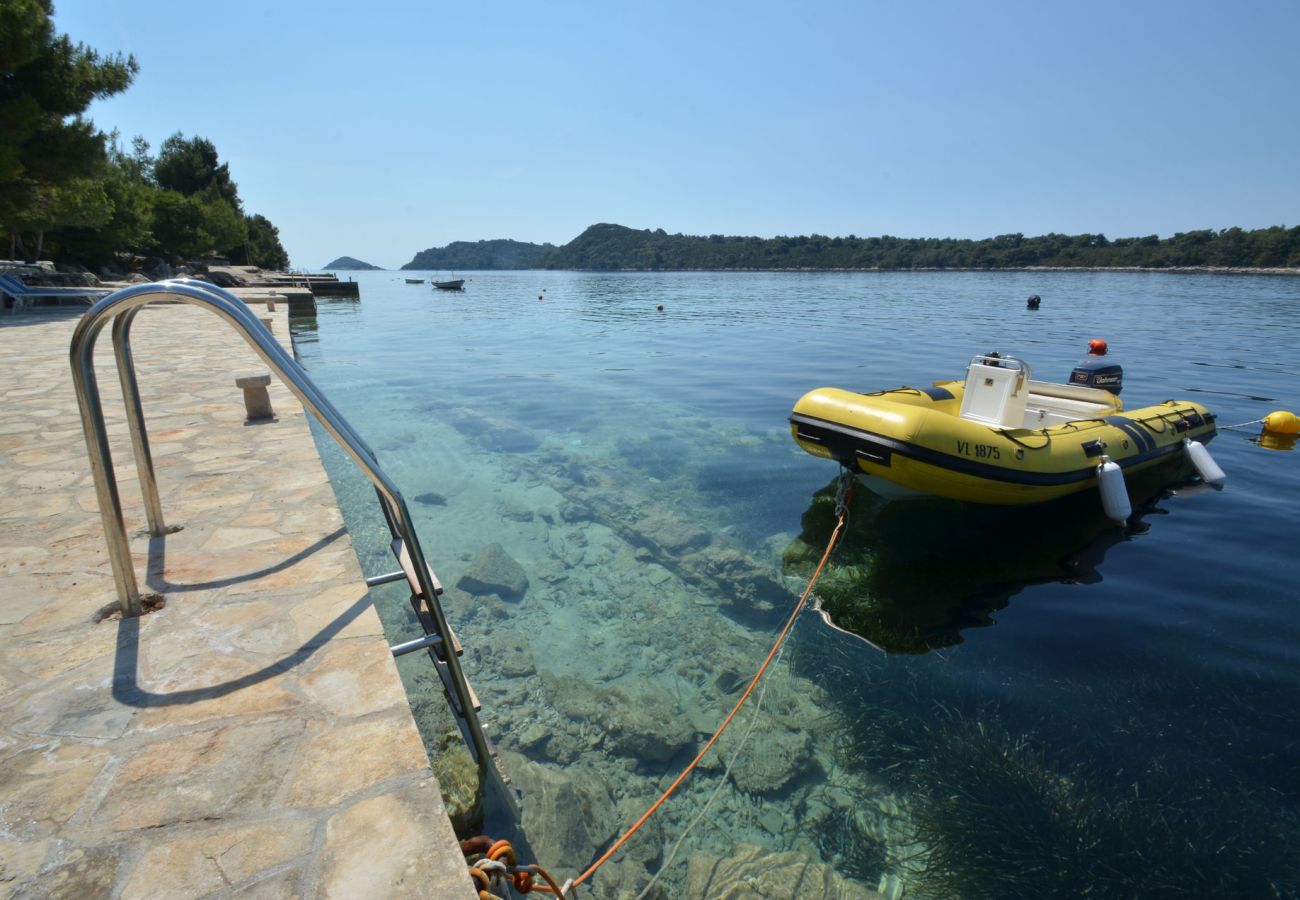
[0,302,474,899]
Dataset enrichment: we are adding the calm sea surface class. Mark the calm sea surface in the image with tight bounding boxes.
[294,270,1300,898]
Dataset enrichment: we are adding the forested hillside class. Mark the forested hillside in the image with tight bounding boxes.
[403,238,555,270]
[542,224,1300,271]
[400,224,1300,272]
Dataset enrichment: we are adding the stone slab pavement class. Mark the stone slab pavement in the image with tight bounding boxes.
[0,303,474,899]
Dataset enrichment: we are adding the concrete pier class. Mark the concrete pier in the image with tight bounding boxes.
[230,286,318,316]
[0,305,473,898]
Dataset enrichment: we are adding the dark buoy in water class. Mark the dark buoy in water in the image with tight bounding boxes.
[538,294,543,300]
[656,304,664,312]
[1026,294,1041,309]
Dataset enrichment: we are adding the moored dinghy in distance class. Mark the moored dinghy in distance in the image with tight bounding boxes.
[790,353,1224,523]
[433,275,465,291]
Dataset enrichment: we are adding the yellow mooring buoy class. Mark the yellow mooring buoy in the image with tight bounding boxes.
[1262,410,1300,435]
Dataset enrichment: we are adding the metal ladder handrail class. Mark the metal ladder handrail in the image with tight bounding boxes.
[68,278,495,777]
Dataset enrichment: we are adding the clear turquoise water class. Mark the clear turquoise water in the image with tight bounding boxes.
[295,270,1300,898]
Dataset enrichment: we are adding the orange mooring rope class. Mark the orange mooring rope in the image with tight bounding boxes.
[465,836,567,896]
[568,474,855,891]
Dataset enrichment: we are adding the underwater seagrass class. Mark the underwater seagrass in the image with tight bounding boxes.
[808,805,888,885]
[903,713,1300,899]
[790,644,1300,899]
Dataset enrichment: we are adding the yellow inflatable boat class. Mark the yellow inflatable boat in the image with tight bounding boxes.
[790,354,1221,519]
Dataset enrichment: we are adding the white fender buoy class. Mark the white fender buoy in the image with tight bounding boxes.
[1184,438,1226,488]
[1097,455,1131,525]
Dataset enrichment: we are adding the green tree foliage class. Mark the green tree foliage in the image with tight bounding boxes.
[0,0,136,257]
[540,223,1300,271]
[10,175,113,258]
[149,132,246,259]
[153,133,241,210]
[403,238,556,270]
[1,5,288,268]
[146,132,288,267]
[150,190,246,260]
[237,213,289,270]
[54,133,157,265]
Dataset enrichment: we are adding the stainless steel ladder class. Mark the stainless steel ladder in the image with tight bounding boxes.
[68,278,512,808]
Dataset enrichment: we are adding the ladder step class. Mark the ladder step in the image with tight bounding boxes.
[390,629,463,659]
[391,633,453,658]
[386,539,462,658]
[365,569,407,588]
[386,536,474,710]
[390,613,464,659]
[433,658,482,714]
[464,671,481,713]
[390,537,444,597]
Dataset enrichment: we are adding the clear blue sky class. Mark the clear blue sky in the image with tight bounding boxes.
[55,0,1300,270]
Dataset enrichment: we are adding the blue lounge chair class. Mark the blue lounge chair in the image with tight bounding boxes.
[0,273,114,310]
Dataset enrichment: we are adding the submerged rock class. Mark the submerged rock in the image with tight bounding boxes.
[446,407,541,454]
[433,739,483,834]
[681,544,788,613]
[481,628,535,678]
[560,500,593,523]
[613,794,664,872]
[540,671,694,764]
[496,497,535,522]
[542,467,789,619]
[724,723,815,794]
[632,507,712,554]
[458,542,529,600]
[537,729,584,766]
[401,665,484,832]
[696,702,816,795]
[501,751,616,872]
[688,844,883,899]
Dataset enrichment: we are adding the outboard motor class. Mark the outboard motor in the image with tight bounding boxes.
[1070,338,1123,395]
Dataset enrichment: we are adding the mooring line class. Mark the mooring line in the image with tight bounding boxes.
[565,469,856,893]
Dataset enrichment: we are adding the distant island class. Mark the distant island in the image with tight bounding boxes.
[404,223,1300,272]
[324,256,382,270]
[403,239,556,271]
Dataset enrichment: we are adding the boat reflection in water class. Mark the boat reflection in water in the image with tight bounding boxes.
[783,463,1199,655]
